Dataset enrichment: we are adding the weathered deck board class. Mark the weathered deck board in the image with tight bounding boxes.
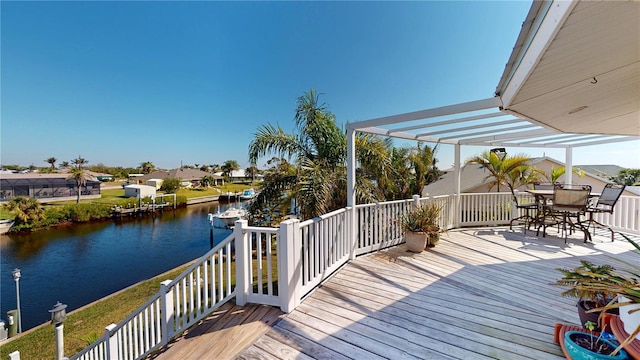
[147,227,638,359]
[233,227,638,359]
[148,303,283,360]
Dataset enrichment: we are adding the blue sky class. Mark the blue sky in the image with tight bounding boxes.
[2,1,638,171]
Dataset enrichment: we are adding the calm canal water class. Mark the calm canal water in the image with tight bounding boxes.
[0,202,238,331]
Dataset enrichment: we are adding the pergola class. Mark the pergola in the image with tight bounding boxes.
[346,0,639,214]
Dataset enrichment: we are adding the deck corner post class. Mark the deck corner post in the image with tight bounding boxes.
[105,323,118,360]
[160,279,174,345]
[278,219,301,313]
[235,219,249,307]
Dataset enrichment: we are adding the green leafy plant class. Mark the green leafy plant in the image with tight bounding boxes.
[556,232,640,354]
[398,203,443,234]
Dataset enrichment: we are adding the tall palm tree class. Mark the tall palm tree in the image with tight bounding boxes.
[221,160,240,180]
[45,157,57,171]
[248,89,392,222]
[68,156,90,204]
[59,161,69,169]
[465,150,532,203]
[245,165,259,184]
[140,161,155,174]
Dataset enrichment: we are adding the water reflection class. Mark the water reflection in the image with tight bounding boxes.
[0,202,236,330]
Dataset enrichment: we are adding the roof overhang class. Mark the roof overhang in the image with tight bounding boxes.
[348,0,640,149]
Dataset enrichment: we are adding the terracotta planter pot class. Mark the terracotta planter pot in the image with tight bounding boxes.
[405,231,427,252]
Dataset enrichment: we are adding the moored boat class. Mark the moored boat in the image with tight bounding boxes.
[0,219,14,234]
[239,188,256,200]
[208,207,247,228]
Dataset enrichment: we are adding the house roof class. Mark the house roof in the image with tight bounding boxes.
[574,164,625,179]
[139,168,220,181]
[347,1,639,148]
[421,157,632,197]
[0,172,100,181]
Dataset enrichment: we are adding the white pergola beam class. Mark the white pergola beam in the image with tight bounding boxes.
[347,97,502,130]
[389,111,506,133]
[418,119,527,138]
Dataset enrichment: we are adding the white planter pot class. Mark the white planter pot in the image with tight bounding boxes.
[619,295,640,340]
[405,231,427,253]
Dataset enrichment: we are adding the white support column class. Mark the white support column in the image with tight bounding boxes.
[105,323,118,360]
[278,219,301,313]
[565,146,573,185]
[8,351,20,360]
[454,144,461,227]
[234,219,249,306]
[346,126,357,260]
[160,280,174,345]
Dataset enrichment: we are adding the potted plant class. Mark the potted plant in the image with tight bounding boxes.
[398,203,443,252]
[555,233,640,354]
[564,322,628,360]
[556,260,619,331]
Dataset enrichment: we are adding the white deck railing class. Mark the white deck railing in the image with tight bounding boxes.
[71,232,237,360]
[69,192,639,360]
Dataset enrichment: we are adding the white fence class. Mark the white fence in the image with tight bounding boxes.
[69,192,639,359]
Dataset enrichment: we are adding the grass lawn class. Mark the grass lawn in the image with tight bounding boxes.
[0,208,13,220]
[0,265,190,360]
[41,183,259,206]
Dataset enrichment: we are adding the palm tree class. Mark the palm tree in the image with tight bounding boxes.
[465,150,532,203]
[45,157,57,171]
[221,160,240,181]
[542,165,585,184]
[4,196,44,226]
[68,156,90,204]
[140,161,155,174]
[59,161,69,169]
[245,165,259,184]
[248,89,392,222]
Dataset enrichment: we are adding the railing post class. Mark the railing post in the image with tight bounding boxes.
[160,280,174,346]
[104,323,118,360]
[235,219,249,306]
[8,351,20,360]
[278,219,301,313]
[348,206,356,260]
[413,194,421,207]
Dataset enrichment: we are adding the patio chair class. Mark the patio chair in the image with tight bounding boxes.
[509,192,539,233]
[536,184,592,243]
[581,183,625,242]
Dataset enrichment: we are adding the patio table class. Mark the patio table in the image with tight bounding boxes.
[526,188,600,243]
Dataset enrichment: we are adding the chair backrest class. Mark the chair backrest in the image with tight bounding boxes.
[533,182,556,190]
[553,185,591,211]
[596,183,625,208]
[589,184,626,213]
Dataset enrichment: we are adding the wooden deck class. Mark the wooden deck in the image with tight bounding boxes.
[156,227,640,359]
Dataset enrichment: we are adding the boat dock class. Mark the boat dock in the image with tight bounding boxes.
[218,192,241,202]
[111,203,173,218]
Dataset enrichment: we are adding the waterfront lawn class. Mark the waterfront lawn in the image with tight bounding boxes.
[0,265,189,359]
[0,249,277,360]
[0,208,13,220]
